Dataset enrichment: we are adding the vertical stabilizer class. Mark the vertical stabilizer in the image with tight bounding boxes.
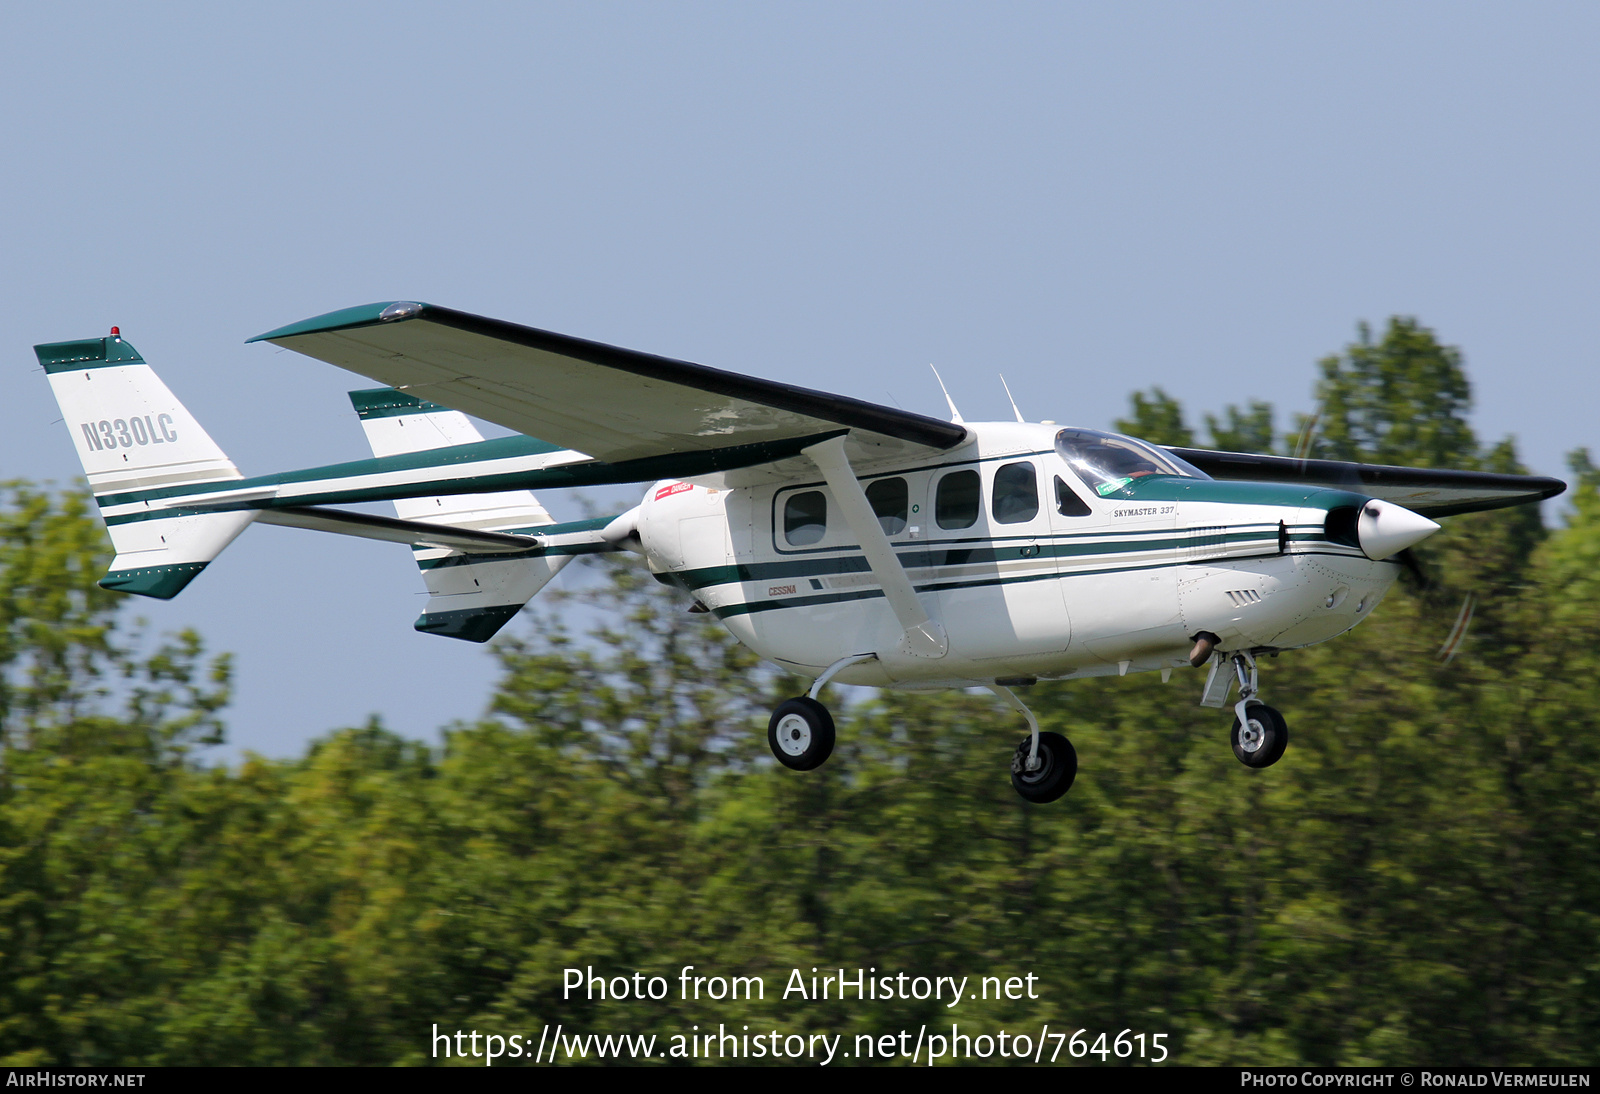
[349,388,569,641]
[38,334,254,598]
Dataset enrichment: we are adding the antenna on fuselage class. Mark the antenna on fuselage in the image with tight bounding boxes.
[929,365,964,423]
[999,374,1025,423]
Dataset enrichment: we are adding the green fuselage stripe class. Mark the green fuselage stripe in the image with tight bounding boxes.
[669,523,1320,594]
[685,540,1377,620]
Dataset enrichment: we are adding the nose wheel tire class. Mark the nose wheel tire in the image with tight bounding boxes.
[768,697,836,771]
[1010,731,1077,803]
[1231,703,1288,768]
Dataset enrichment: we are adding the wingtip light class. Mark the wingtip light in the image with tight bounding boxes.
[379,301,424,322]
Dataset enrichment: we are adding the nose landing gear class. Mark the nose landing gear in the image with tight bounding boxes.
[1224,651,1289,768]
[1232,702,1288,767]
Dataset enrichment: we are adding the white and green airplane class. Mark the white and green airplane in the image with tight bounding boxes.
[38,303,1565,802]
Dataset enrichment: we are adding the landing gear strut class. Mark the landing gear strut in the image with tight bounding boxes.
[1226,651,1289,768]
[766,653,875,771]
[769,656,1080,802]
[990,684,1077,803]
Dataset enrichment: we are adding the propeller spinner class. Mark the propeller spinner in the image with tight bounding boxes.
[1357,500,1441,560]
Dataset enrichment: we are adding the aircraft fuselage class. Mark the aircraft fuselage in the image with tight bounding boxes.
[639,422,1399,688]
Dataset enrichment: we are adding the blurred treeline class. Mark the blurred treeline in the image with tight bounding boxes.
[1,319,1596,1067]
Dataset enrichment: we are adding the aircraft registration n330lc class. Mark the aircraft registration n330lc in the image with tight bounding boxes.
[37,303,1565,802]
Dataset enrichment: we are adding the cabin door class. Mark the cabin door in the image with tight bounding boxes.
[930,457,1071,663]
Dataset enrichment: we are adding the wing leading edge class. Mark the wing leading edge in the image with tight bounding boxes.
[1167,447,1566,517]
[249,302,967,467]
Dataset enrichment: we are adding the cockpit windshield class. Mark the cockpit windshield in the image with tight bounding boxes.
[1053,429,1210,497]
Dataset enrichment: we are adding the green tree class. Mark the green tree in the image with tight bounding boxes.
[0,303,1591,1070]
[1116,388,1193,447]
[1205,401,1278,454]
[0,482,121,740]
[0,486,238,1065]
[1311,318,1477,468]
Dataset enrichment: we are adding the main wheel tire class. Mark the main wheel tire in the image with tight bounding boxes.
[1010,731,1078,803]
[768,697,836,771]
[1231,703,1289,768]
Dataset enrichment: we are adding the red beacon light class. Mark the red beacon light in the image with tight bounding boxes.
[109,326,120,338]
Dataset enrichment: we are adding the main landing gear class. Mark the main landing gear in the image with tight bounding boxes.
[766,653,871,771]
[989,684,1077,804]
[767,655,1077,804]
[768,697,835,771]
[1223,651,1289,769]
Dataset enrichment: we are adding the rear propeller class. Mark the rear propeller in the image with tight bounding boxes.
[1396,547,1430,591]
[1393,547,1476,663]
[1436,594,1476,664]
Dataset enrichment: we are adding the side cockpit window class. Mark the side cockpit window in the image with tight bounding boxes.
[784,490,827,546]
[992,462,1039,524]
[936,470,980,529]
[866,477,908,535]
[1055,475,1092,516]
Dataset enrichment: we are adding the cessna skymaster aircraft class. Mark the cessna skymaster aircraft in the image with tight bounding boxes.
[38,303,1565,802]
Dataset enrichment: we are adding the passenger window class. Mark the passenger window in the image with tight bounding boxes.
[1056,475,1092,517]
[784,490,827,546]
[936,470,980,529]
[866,477,908,535]
[992,462,1039,524]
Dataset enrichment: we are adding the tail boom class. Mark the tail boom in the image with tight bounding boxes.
[39,339,625,620]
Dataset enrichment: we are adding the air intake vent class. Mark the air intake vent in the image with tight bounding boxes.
[1325,506,1361,548]
[1182,526,1227,561]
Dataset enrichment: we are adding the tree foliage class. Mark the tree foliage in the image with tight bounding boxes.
[0,321,1593,1067]
[1114,387,1193,448]
[1204,400,1278,455]
[1311,318,1477,469]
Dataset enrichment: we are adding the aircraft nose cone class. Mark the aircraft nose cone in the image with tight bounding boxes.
[1357,500,1440,560]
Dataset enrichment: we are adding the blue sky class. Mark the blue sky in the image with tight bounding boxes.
[4,3,1596,758]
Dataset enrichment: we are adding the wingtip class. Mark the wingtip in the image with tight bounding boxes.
[246,301,431,344]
